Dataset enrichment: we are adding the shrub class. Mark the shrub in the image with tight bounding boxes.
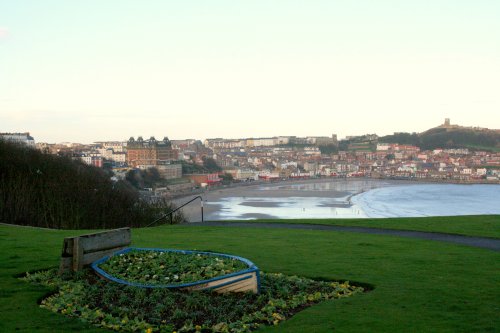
[0,140,182,229]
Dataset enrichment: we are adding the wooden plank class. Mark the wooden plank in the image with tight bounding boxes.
[66,227,130,240]
[72,237,83,272]
[204,274,247,289]
[62,228,131,255]
[59,228,132,274]
[59,257,71,274]
[79,228,131,253]
[61,238,74,257]
[215,280,253,293]
[212,273,258,293]
[216,281,256,293]
[60,246,129,274]
[182,272,258,294]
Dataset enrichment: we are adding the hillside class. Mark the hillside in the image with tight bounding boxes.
[380,125,500,151]
[0,140,176,229]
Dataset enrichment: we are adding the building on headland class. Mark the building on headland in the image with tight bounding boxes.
[306,136,336,146]
[439,118,460,130]
[205,135,338,150]
[204,138,245,149]
[126,136,177,167]
[0,132,35,148]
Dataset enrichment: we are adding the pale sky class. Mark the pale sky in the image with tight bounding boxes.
[1,1,499,143]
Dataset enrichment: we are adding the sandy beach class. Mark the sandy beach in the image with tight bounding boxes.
[171,178,500,221]
[173,178,401,222]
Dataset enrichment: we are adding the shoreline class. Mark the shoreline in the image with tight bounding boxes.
[174,178,403,221]
[173,178,500,222]
[170,176,499,201]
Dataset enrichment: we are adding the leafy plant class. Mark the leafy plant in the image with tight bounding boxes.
[23,268,363,333]
[98,250,249,285]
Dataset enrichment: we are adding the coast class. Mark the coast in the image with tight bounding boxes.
[170,177,500,222]
[173,178,404,222]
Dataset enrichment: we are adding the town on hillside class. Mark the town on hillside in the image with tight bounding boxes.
[2,119,499,198]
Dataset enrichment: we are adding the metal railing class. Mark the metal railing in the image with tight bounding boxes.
[146,196,204,227]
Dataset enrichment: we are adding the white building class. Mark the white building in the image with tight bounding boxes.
[280,161,298,169]
[76,153,103,168]
[100,141,126,152]
[97,144,127,164]
[204,139,245,149]
[377,143,391,151]
[461,168,472,175]
[110,152,126,164]
[476,168,487,176]
[0,132,35,147]
[306,136,335,146]
[276,136,290,145]
[157,164,183,179]
[247,138,277,147]
[236,169,259,180]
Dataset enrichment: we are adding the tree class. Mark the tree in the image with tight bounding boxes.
[125,167,161,189]
[142,167,161,187]
[219,173,234,184]
[0,140,180,229]
[319,144,339,155]
[125,169,143,188]
[202,157,222,172]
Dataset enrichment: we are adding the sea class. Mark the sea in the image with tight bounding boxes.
[202,180,500,220]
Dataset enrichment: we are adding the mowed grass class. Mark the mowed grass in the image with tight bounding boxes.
[1,222,499,333]
[225,215,500,238]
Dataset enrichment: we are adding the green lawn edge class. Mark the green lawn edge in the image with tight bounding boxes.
[218,215,500,239]
[1,222,499,332]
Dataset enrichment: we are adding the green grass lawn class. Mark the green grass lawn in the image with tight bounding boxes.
[222,215,500,238]
[1,221,499,332]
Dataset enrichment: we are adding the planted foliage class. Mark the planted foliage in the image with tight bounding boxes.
[98,250,249,285]
[23,269,362,333]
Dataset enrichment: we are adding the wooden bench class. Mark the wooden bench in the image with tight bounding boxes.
[59,227,131,274]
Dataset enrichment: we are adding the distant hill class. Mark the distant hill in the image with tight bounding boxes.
[379,122,500,152]
[0,140,176,229]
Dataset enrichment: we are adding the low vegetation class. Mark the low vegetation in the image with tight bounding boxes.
[24,269,361,332]
[125,167,164,190]
[97,249,249,285]
[181,157,222,175]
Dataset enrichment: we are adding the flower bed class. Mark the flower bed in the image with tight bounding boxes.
[92,248,260,293]
[23,269,363,333]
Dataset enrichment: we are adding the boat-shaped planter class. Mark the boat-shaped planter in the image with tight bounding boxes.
[91,247,260,294]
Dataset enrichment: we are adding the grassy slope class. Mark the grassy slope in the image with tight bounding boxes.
[223,215,500,238]
[464,144,500,153]
[0,226,104,332]
[1,223,499,333]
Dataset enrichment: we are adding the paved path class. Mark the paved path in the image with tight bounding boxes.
[186,221,500,252]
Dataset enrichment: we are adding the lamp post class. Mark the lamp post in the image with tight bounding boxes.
[201,198,204,223]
